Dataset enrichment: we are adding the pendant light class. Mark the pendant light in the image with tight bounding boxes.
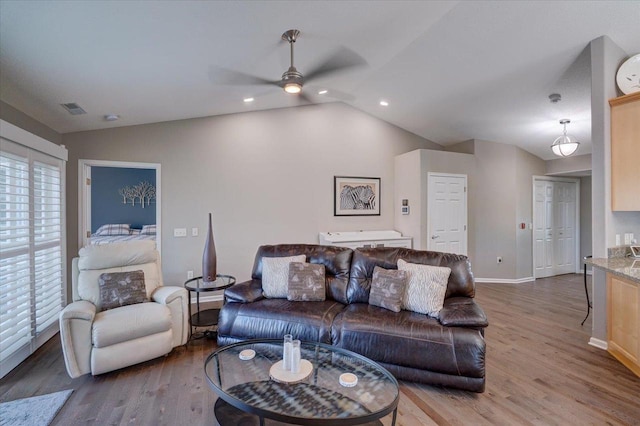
[551,119,579,157]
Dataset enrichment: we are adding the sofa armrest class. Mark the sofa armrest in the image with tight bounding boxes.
[224,279,264,303]
[59,301,96,378]
[152,286,189,347]
[439,297,489,328]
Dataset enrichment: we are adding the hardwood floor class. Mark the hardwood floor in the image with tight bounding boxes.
[1,274,639,425]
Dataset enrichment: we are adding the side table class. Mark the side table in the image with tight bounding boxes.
[184,274,236,339]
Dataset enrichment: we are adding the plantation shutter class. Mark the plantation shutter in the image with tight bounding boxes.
[0,121,67,379]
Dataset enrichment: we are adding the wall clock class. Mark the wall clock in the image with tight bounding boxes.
[616,54,640,95]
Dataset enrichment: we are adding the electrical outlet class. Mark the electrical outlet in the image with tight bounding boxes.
[497,256,503,264]
[174,228,187,237]
[192,227,198,237]
[187,270,194,279]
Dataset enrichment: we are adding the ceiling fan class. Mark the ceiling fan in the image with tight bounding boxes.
[214,29,366,102]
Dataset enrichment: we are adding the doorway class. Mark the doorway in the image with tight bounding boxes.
[79,159,161,251]
[427,173,468,255]
[533,177,580,278]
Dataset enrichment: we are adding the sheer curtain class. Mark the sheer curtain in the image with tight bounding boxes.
[0,121,67,378]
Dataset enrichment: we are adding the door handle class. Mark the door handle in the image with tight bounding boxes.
[431,235,440,239]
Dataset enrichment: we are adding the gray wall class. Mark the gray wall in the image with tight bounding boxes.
[0,100,62,144]
[395,140,545,281]
[590,36,640,344]
[62,102,440,288]
[546,154,591,176]
[580,176,592,263]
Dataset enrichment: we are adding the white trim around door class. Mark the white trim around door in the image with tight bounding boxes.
[78,159,162,252]
[531,176,582,278]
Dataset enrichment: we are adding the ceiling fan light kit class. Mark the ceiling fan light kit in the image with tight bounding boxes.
[551,118,580,157]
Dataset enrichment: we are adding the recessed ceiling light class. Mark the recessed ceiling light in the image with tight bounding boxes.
[318,90,328,95]
[379,100,389,107]
[104,114,119,121]
[243,97,254,103]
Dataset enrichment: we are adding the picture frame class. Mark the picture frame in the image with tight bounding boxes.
[334,176,381,216]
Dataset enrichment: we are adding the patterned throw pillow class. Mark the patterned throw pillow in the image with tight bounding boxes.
[262,255,306,298]
[98,270,148,311]
[398,259,451,317]
[288,262,326,301]
[141,224,156,235]
[368,266,408,313]
[95,224,131,236]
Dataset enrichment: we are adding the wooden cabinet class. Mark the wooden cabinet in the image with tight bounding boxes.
[607,273,640,377]
[609,92,640,211]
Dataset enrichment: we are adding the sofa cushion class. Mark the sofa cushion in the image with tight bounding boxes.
[251,245,353,304]
[92,302,172,348]
[262,255,306,298]
[347,248,476,304]
[398,259,451,317]
[332,303,485,378]
[368,266,407,312]
[217,299,345,344]
[99,270,148,311]
[288,262,326,301]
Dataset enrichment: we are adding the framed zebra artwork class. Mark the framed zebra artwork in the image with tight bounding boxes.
[334,176,381,216]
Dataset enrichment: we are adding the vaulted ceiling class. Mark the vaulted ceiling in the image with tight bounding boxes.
[1,1,639,160]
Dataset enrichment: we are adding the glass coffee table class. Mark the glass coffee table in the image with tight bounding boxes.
[205,339,399,425]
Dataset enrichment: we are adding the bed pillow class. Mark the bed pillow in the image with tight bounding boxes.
[288,262,326,301]
[99,270,148,311]
[398,259,451,317]
[368,266,407,312]
[95,224,131,236]
[141,224,156,235]
[262,255,306,298]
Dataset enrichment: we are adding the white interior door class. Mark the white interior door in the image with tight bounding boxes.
[427,173,467,255]
[533,178,578,278]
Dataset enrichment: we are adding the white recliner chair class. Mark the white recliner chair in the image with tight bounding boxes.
[59,240,189,378]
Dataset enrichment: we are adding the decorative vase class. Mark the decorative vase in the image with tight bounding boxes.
[202,212,217,283]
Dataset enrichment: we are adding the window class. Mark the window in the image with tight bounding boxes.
[0,121,67,379]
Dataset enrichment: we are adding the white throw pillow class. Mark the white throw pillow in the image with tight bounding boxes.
[262,255,306,298]
[398,259,451,317]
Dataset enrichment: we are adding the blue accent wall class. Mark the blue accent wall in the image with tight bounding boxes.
[91,167,156,232]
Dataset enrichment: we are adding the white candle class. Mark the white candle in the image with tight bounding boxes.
[291,340,301,373]
[283,334,293,371]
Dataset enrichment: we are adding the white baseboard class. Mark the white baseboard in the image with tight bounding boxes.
[475,277,535,284]
[588,337,608,350]
[190,293,224,304]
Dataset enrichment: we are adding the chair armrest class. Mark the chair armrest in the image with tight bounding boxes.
[439,297,489,328]
[59,301,96,378]
[152,286,188,305]
[224,279,264,303]
[152,286,189,347]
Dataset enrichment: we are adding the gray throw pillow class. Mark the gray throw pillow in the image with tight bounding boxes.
[288,262,326,301]
[262,255,307,298]
[368,266,407,313]
[99,270,148,311]
[398,259,451,317]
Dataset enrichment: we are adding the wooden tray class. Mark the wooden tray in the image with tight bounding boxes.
[269,360,313,384]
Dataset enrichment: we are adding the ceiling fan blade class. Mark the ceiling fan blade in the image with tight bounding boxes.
[209,66,279,87]
[303,46,367,82]
[297,91,314,104]
[307,86,356,102]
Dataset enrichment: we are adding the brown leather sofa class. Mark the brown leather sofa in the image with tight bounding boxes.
[218,244,488,392]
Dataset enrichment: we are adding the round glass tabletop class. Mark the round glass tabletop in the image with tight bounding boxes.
[204,339,399,425]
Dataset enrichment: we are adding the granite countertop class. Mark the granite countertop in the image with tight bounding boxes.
[587,257,640,283]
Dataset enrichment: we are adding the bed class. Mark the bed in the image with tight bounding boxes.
[89,224,156,245]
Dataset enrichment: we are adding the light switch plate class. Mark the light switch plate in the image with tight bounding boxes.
[174,228,187,237]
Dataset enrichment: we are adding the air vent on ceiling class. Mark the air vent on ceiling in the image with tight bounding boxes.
[61,102,87,115]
